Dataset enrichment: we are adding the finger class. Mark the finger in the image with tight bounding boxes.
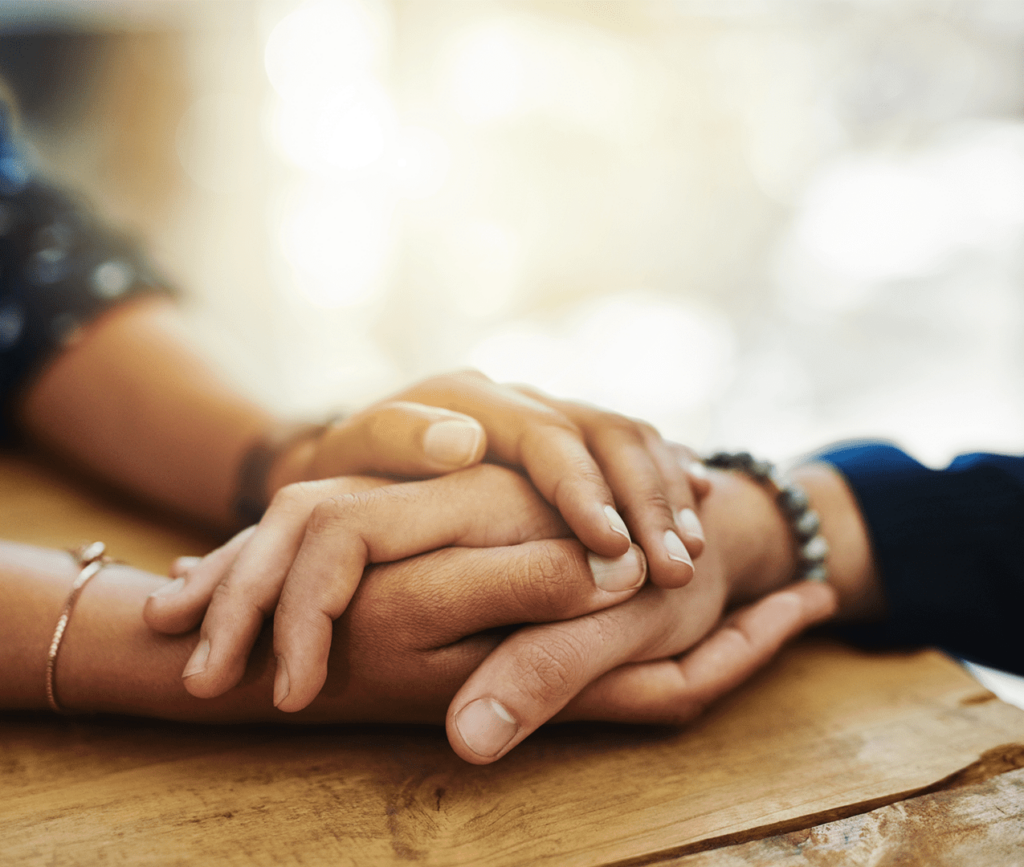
[178,476,396,695]
[683,456,712,499]
[169,556,201,580]
[564,581,839,724]
[179,473,458,700]
[398,372,632,560]
[312,402,487,478]
[355,539,649,651]
[637,434,706,559]
[143,527,255,634]
[514,386,701,586]
[583,420,695,589]
[445,584,674,764]
[270,469,578,712]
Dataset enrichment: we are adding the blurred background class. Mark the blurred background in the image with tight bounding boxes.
[2,0,1023,466]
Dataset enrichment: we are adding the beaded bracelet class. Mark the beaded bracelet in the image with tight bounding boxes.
[46,541,112,713]
[704,452,829,583]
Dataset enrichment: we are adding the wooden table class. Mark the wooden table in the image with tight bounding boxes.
[2,452,1023,866]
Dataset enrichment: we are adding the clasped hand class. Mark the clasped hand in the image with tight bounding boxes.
[144,372,836,763]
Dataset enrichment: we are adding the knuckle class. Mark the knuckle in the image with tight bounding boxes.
[623,484,673,520]
[268,482,309,514]
[457,367,490,383]
[597,413,646,441]
[305,493,358,536]
[520,543,584,609]
[627,414,660,436]
[550,462,608,505]
[512,629,590,706]
[210,575,269,620]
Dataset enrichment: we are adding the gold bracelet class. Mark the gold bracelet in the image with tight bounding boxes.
[45,542,111,713]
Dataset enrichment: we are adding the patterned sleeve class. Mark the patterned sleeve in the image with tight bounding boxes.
[0,100,173,442]
[816,441,1024,675]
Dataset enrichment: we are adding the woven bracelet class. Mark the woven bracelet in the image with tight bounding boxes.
[704,452,829,583]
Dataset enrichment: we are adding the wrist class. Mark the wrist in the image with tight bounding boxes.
[788,463,884,622]
[703,459,883,622]
[701,469,799,608]
[233,422,327,527]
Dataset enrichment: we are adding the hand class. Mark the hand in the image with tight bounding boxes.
[267,401,491,491]
[280,371,711,587]
[441,465,840,763]
[8,536,645,720]
[144,465,649,712]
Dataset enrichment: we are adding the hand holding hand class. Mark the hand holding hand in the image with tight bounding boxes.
[274,371,710,587]
[441,464,840,762]
[144,465,648,712]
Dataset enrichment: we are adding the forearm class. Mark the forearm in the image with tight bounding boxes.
[706,463,884,621]
[15,298,277,532]
[0,541,277,720]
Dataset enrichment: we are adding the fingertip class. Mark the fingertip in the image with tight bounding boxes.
[148,575,186,602]
[271,654,318,713]
[144,577,200,633]
[422,416,486,469]
[674,508,705,559]
[271,620,332,712]
[588,544,647,593]
[681,459,712,498]
[180,638,223,699]
[647,562,695,589]
[574,504,632,560]
[449,697,521,764]
[273,655,290,709]
[603,505,631,542]
[180,632,248,700]
[169,556,202,579]
[647,530,695,589]
[802,581,840,621]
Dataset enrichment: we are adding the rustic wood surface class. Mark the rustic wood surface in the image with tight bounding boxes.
[3,452,1024,866]
[668,765,1024,867]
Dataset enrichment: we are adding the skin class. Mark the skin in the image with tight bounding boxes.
[17,299,707,578]
[0,461,872,761]
[4,294,882,761]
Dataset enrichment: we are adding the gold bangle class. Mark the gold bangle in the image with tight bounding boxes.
[45,542,111,713]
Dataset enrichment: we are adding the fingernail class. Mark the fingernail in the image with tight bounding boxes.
[603,505,631,541]
[149,576,185,598]
[589,547,645,591]
[273,656,290,708]
[676,508,705,542]
[686,460,709,479]
[455,698,519,758]
[182,638,210,679]
[423,419,484,467]
[663,529,692,565]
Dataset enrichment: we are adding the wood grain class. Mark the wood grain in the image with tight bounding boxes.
[666,766,1024,866]
[0,451,218,573]
[3,452,1023,866]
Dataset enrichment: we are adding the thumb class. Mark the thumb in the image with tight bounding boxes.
[311,401,487,479]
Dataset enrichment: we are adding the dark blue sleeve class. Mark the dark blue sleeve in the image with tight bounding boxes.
[815,441,1024,675]
[0,101,173,442]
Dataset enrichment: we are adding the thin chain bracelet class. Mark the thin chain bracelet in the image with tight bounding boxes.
[45,541,113,713]
[704,452,829,583]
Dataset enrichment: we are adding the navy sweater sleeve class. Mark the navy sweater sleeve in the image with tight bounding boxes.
[816,442,1024,675]
[0,101,172,443]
